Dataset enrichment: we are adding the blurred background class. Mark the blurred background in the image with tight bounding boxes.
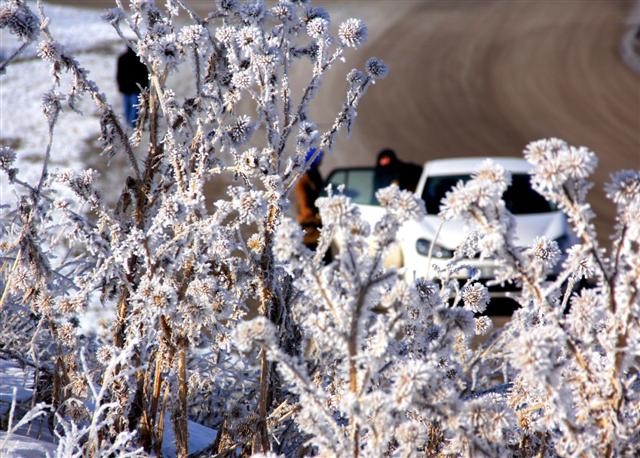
[1,0,639,240]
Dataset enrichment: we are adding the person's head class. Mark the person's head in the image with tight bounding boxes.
[305,148,323,169]
[377,148,397,167]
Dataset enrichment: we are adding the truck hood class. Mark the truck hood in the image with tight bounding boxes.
[398,212,568,249]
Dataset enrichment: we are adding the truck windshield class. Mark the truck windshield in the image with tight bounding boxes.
[325,168,377,205]
[325,165,423,205]
[421,174,556,215]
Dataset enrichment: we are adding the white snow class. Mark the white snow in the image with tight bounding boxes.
[0,2,120,59]
[0,360,34,417]
[0,2,200,208]
[0,431,55,458]
[0,361,53,457]
[161,418,218,458]
[0,51,122,185]
[0,356,218,456]
[1,2,127,207]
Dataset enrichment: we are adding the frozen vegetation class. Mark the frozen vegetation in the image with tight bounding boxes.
[0,2,124,189]
[0,0,639,457]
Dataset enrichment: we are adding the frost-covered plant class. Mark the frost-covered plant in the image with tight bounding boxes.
[1,0,384,455]
[260,140,639,456]
[1,1,639,457]
[266,185,504,456]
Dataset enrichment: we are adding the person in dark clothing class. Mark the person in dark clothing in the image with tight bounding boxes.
[373,148,402,194]
[373,148,423,196]
[294,148,324,249]
[116,47,149,127]
[400,161,423,192]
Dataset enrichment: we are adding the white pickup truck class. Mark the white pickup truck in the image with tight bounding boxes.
[325,157,573,289]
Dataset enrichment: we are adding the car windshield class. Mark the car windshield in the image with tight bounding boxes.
[421,173,556,214]
[325,165,422,205]
[325,168,377,205]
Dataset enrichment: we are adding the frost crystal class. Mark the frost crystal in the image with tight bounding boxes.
[270,3,293,22]
[233,317,276,353]
[215,25,235,45]
[365,57,388,79]
[236,25,262,52]
[179,24,206,47]
[375,184,425,222]
[338,18,368,48]
[563,245,596,279]
[528,236,561,271]
[231,69,253,90]
[227,115,254,145]
[306,17,329,39]
[42,90,63,126]
[462,282,489,313]
[512,325,566,383]
[392,360,430,409]
[0,145,16,170]
[605,169,640,206]
[475,316,493,335]
[0,0,39,42]
[560,145,597,179]
[346,68,365,86]
[273,218,303,262]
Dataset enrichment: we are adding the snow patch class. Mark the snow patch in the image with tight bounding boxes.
[0,431,55,458]
[0,360,34,417]
[161,418,218,458]
[0,1,120,60]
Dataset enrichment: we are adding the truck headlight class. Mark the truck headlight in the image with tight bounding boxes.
[415,238,454,259]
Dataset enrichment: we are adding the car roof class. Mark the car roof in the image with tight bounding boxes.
[423,157,532,176]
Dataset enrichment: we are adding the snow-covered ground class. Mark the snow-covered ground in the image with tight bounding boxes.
[161,420,217,458]
[0,360,54,458]
[0,360,34,418]
[0,360,217,457]
[0,2,215,208]
[1,50,122,184]
[0,2,120,59]
[1,2,126,203]
[0,431,56,458]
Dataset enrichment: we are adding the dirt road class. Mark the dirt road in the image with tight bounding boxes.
[49,0,640,238]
